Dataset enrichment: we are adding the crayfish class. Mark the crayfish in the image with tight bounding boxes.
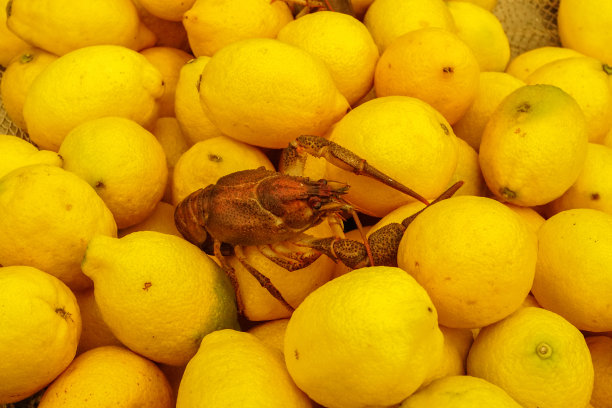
[175,135,461,312]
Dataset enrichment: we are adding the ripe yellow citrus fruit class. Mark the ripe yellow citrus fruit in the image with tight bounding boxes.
[532,208,612,332]
[277,11,379,106]
[247,318,290,353]
[352,0,375,19]
[326,96,458,217]
[505,46,585,82]
[0,134,61,179]
[132,0,190,50]
[199,38,349,149]
[0,164,117,290]
[183,0,292,57]
[467,307,594,408]
[37,346,174,408]
[73,288,122,355]
[59,117,168,229]
[398,195,537,328]
[454,0,498,10]
[447,1,511,72]
[504,203,546,235]
[0,265,81,404]
[375,28,481,125]
[446,137,487,196]
[400,375,522,408]
[0,0,29,67]
[119,201,181,238]
[425,326,474,383]
[150,117,190,203]
[284,266,444,408]
[586,336,612,408]
[363,0,455,53]
[23,45,164,151]
[177,329,312,408]
[137,0,196,21]
[479,84,589,206]
[81,231,239,366]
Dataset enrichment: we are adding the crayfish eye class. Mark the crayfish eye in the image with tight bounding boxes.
[308,196,322,210]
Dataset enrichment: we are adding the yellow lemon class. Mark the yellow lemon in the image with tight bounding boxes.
[0,0,29,67]
[141,46,193,118]
[558,0,612,65]
[0,48,57,131]
[398,195,537,328]
[467,307,594,408]
[174,56,224,145]
[277,11,378,106]
[0,165,116,290]
[37,346,174,408]
[119,201,181,238]
[586,336,612,408]
[150,117,190,203]
[0,134,61,179]
[81,231,239,366]
[137,0,197,21]
[183,0,292,57]
[479,84,589,206]
[504,203,546,235]
[73,288,122,355]
[454,0,498,10]
[132,0,190,51]
[401,375,522,408]
[199,38,349,149]
[604,127,612,148]
[0,265,81,404]
[532,208,612,332]
[505,45,585,81]
[446,137,487,196]
[425,326,474,383]
[23,44,164,151]
[453,71,525,151]
[284,266,444,408]
[177,329,312,408]
[363,0,455,53]
[171,135,274,205]
[526,56,612,143]
[447,1,511,72]
[367,201,427,237]
[6,0,147,55]
[58,117,168,229]
[375,28,480,125]
[326,96,458,217]
[247,318,290,353]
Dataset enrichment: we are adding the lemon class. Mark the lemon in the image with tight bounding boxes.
[467,307,594,408]
[132,0,190,50]
[547,143,612,216]
[447,1,511,72]
[0,48,57,131]
[366,201,427,237]
[171,135,274,205]
[375,28,481,125]
[138,0,196,21]
[119,201,181,238]
[526,56,612,143]
[23,45,164,151]
[277,11,378,106]
[37,345,173,408]
[58,117,168,229]
[454,0,497,10]
[284,266,444,408]
[0,0,29,67]
[453,71,525,151]
[0,165,116,290]
[247,318,290,353]
[352,0,375,19]
[532,208,612,332]
[150,117,190,203]
[558,0,612,65]
[199,38,349,149]
[446,137,487,196]
[605,127,612,148]
[326,96,458,217]
[0,134,61,179]
[363,0,455,53]
[504,203,546,235]
[81,231,239,366]
[0,265,81,404]
[398,195,537,328]
[401,375,522,408]
[425,326,474,383]
[586,336,612,408]
[73,288,122,355]
[177,329,312,408]
[174,56,224,145]
[183,0,292,57]
[479,84,589,206]
[6,0,147,55]
[141,46,193,118]
[505,45,585,81]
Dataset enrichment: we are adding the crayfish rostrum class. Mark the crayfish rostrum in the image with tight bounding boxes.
[175,135,461,312]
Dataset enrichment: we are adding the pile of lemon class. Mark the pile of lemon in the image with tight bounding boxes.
[1,0,612,407]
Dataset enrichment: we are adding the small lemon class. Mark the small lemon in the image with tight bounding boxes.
[375,28,481,125]
[277,11,379,106]
[532,208,612,332]
[137,0,197,21]
[73,289,122,355]
[467,307,594,408]
[398,195,537,328]
[177,329,312,408]
[505,46,585,82]
[425,326,474,383]
[0,134,61,179]
[479,84,589,206]
[504,203,546,235]
[23,44,164,151]
[366,201,427,237]
[81,231,239,366]
[446,137,487,196]
[0,165,117,290]
[150,117,190,203]
[247,318,290,353]
[0,265,81,404]
[59,117,168,229]
[38,346,174,408]
[132,0,190,50]
[586,336,612,408]
[119,201,181,238]
[199,38,349,149]
[0,0,29,67]
[284,266,444,408]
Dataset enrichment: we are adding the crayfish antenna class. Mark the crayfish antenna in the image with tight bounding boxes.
[349,208,375,267]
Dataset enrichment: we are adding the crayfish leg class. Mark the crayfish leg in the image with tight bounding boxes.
[213,239,244,313]
[259,242,323,271]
